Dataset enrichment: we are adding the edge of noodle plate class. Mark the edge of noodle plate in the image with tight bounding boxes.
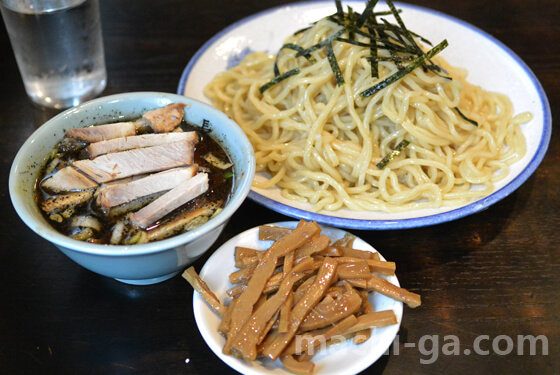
[177,1,552,230]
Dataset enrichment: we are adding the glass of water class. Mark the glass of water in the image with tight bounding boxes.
[0,0,107,109]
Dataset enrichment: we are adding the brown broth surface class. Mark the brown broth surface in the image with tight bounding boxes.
[35,120,233,244]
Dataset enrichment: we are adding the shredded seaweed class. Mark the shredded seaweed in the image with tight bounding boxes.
[454,107,479,127]
[386,0,421,54]
[274,44,316,76]
[326,42,345,86]
[259,68,301,93]
[360,39,448,97]
[260,0,450,97]
[295,29,346,58]
[281,43,317,63]
[293,25,312,36]
[367,6,380,78]
[376,140,410,169]
[357,0,378,28]
[335,0,345,22]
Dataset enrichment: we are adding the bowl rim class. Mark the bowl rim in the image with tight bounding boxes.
[9,92,256,256]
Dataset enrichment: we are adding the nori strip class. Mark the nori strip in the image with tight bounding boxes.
[274,43,316,76]
[295,29,346,58]
[282,43,317,63]
[360,39,448,97]
[386,0,422,53]
[376,139,410,169]
[263,1,449,100]
[367,6,380,78]
[454,107,479,127]
[357,0,378,28]
[335,0,344,22]
[259,68,301,93]
[326,42,345,86]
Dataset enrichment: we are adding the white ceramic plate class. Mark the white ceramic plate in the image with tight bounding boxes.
[178,1,551,230]
[192,221,403,375]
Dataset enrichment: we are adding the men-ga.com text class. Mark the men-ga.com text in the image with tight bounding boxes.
[295,334,548,364]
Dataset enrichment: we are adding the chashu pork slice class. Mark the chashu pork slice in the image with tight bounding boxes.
[142,103,186,133]
[130,172,209,228]
[73,140,195,184]
[97,165,199,209]
[41,166,98,193]
[42,190,94,214]
[66,122,137,142]
[85,131,198,158]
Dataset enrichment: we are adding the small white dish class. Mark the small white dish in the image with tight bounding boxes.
[178,1,551,230]
[193,221,403,375]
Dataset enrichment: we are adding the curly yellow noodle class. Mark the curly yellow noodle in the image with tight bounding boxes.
[204,18,529,213]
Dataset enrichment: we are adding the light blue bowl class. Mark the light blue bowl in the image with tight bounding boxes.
[9,92,256,285]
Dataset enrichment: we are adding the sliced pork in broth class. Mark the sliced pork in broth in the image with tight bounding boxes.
[35,103,233,245]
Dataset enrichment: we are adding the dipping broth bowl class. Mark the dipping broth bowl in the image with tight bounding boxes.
[9,92,256,285]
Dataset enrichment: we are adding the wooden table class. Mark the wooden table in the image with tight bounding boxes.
[1,1,558,374]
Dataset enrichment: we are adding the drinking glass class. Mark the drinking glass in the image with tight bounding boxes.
[0,0,107,109]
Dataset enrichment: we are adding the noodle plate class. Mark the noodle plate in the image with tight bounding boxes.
[205,4,529,213]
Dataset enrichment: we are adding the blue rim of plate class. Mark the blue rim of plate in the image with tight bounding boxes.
[178,1,552,230]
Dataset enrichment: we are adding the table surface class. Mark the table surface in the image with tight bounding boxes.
[1,1,559,374]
